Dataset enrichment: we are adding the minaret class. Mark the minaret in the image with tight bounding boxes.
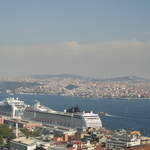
[11,104,16,118]
[15,121,19,138]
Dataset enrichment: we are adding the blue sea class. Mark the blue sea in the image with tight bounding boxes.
[0,94,150,136]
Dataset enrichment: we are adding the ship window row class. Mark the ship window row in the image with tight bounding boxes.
[83,116,98,118]
[84,118,99,119]
[73,116,82,119]
[33,118,73,127]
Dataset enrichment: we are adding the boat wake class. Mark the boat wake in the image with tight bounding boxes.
[107,114,150,123]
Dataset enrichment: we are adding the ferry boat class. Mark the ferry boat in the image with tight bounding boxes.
[0,98,102,129]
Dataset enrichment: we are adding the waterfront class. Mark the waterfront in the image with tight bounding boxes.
[0,94,150,136]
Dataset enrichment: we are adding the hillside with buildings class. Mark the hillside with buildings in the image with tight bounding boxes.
[0,75,150,99]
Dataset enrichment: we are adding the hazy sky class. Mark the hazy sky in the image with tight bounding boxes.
[0,0,150,78]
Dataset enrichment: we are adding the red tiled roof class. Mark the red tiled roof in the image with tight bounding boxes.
[95,145,105,150]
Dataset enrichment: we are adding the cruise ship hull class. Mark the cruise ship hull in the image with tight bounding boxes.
[23,109,102,129]
[0,98,102,129]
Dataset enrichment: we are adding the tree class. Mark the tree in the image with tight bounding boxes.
[20,128,40,138]
[0,124,15,139]
[0,136,4,146]
[34,146,46,150]
[20,128,31,138]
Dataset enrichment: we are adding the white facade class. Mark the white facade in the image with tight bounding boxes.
[0,97,26,119]
[10,137,37,150]
[82,111,102,128]
[106,130,141,150]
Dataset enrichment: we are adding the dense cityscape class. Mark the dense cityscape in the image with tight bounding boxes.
[1,112,150,150]
[0,0,150,149]
[0,76,150,150]
[2,76,150,99]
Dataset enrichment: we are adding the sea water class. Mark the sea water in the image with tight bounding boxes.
[0,94,150,136]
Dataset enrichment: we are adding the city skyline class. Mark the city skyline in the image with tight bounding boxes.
[0,0,150,78]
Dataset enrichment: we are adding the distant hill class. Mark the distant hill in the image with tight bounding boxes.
[100,76,150,82]
[32,74,149,82]
[0,81,39,93]
[32,74,97,81]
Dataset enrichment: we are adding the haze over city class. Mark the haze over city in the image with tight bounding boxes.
[0,0,150,79]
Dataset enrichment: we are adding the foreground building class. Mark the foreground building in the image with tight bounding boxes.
[10,137,37,150]
[10,137,52,150]
[106,130,141,150]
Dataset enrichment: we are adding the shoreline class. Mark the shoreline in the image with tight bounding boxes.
[2,93,150,101]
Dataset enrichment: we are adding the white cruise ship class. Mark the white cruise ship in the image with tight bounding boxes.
[0,97,26,119]
[0,98,102,129]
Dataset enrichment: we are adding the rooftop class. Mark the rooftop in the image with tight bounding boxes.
[12,137,37,145]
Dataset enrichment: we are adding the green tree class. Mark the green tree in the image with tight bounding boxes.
[0,136,4,146]
[20,128,31,138]
[31,130,40,137]
[0,124,15,139]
